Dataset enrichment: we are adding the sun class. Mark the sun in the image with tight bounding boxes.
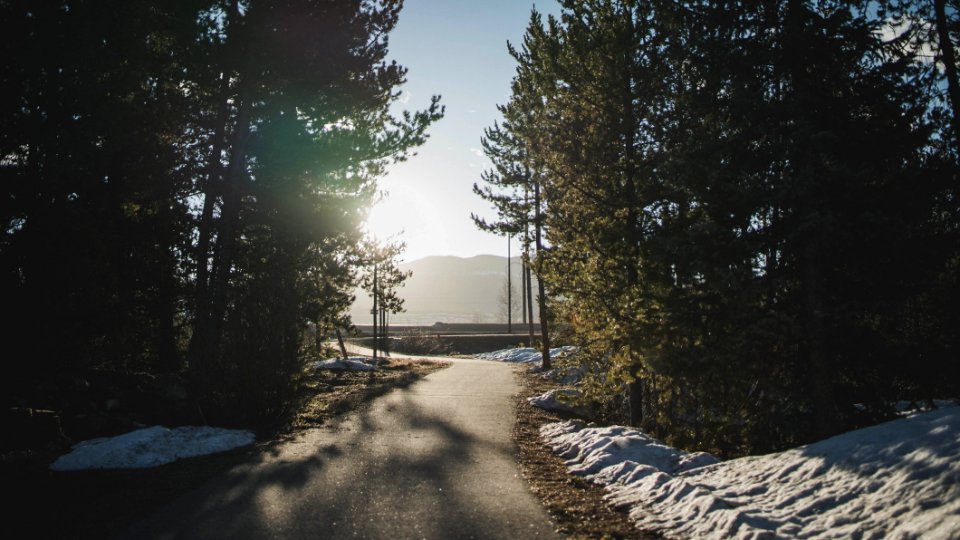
[364,178,447,261]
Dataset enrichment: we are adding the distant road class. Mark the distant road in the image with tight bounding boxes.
[353,323,541,335]
[349,334,536,355]
[120,356,561,539]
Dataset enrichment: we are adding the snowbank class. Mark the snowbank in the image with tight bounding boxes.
[311,357,376,371]
[474,346,577,364]
[894,399,959,417]
[539,365,587,385]
[528,389,593,417]
[542,421,719,478]
[50,425,255,471]
[541,406,960,539]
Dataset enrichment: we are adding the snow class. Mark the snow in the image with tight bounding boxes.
[50,425,255,471]
[894,399,959,417]
[539,364,587,385]
[528,388,593,417]
[474,346,578,364]
[541,406,960,539]
[311,357,376,371]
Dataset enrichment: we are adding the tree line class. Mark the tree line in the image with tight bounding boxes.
[475,0,959,455]
[1,0,440,430]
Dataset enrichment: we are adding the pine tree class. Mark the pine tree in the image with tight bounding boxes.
[1,0,442,429]
[497,0,955,452]
[473,56,554,368]
[184,0,442,423]
[933,0,960,154]
[0,1,213,388]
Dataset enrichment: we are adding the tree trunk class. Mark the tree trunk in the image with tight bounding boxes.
[935,0,960,156]
[628,361,643,426]
[203,72,252,371]
[783,0,839,441]
[524,190,535,345]
[521,251,527,326]
[804,243,838,440]
[534,180,551,370]
[335,327,349,360]
[193,76,230,306]
[157,211,180,373]
[526,263,535,344]
[621,10,643,424]
[381,306,388,355]
[154,71,180,374]
[188,0,242,373]
[507,235,512,332]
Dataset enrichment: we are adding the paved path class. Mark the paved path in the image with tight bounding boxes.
[121,358,561,539]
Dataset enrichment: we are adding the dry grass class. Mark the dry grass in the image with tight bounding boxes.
[514,370,661,539]
[283,357,448,435]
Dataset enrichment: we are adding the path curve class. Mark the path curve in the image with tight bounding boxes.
[121,357,561,539]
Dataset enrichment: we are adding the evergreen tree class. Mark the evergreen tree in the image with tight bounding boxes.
[472,119,544,348]
[474,42,555,368]
[1,0,441,430]
[359,239,410,356]
[1,1,212,393]
[932,0,960,154]
[184,0,442,423]
[497,0,956,452]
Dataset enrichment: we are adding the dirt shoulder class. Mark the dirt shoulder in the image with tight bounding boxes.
[3,357,447,539]
[514,369,661,539]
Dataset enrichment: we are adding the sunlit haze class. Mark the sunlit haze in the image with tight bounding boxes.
[363,0,560,262]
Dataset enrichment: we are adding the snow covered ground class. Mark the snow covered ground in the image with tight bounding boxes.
[528,388,593,417]
[474,346,578,363]
[478,346,594,416]
[310,357,376,371]
[50,426,255,471]
[539,364,589,385]
[542,406,960,539]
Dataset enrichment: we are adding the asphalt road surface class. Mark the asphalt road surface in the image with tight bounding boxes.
[120,357,562,539]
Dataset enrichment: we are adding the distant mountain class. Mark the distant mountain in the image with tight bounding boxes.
[349,254,538,325]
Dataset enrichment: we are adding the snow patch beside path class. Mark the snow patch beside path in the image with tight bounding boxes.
[50,426,255,471]
[311,357,376,371]
[528,389,593,417]
[475,346,577,364]
[541,406,960,539]
[542,421,719,478]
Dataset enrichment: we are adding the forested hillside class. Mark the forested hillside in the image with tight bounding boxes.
[475,0,960,455]
[1,0,441,437]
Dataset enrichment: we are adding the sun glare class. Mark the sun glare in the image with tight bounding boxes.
[364,181,447,261]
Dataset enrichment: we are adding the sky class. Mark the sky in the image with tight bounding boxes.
[364,0,560,263]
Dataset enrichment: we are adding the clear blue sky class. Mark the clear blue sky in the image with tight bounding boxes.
[364,0,560,262]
